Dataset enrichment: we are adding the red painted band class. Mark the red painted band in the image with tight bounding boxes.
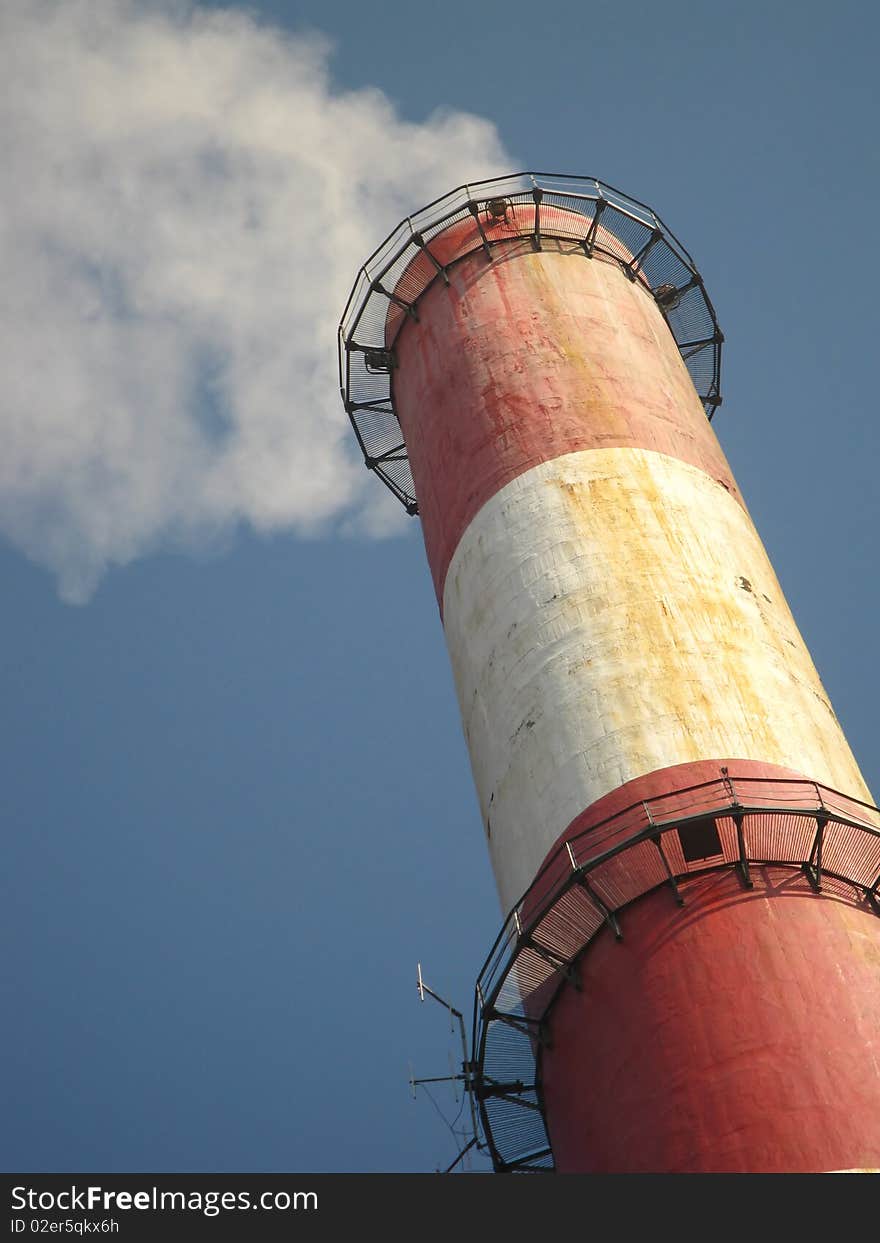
[514,758,880,1171]
[390,207,741,605]
[541,866,880,1172]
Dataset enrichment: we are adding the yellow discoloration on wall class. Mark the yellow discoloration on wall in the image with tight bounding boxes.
[443,448,872,914]
[518,248,697,415]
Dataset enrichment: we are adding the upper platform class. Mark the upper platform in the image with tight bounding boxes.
[338,172,723,513]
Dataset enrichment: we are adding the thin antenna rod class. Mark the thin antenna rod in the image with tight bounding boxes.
[443,1135,480,1175]
[413,963,481,1158]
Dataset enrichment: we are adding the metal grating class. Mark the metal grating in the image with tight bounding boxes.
[339,172,723,513]
[470,774,880,1172]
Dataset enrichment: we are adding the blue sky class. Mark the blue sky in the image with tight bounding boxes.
[2,0,878,1173]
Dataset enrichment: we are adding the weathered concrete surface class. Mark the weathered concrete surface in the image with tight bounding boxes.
[442,447,870,912]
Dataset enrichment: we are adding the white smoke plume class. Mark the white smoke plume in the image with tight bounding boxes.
[0,0,511,601]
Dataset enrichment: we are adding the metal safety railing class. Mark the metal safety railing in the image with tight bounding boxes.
[469,774,880,1172]
[338,172,723,513]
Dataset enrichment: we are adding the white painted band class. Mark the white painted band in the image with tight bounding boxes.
[441,447,872,914]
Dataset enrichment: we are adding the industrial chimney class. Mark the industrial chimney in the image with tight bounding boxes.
[339,173,880,1173]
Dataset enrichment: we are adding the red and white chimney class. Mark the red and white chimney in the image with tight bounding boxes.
[340,174,880,1173]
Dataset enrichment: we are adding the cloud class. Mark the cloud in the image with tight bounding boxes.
[0,0,511,601]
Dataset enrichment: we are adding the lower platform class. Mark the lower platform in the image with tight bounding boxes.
[471,772,880,1172]
[541,866,880,1173]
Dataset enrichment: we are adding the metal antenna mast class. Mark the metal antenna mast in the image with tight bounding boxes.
[409,963,483,1173]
